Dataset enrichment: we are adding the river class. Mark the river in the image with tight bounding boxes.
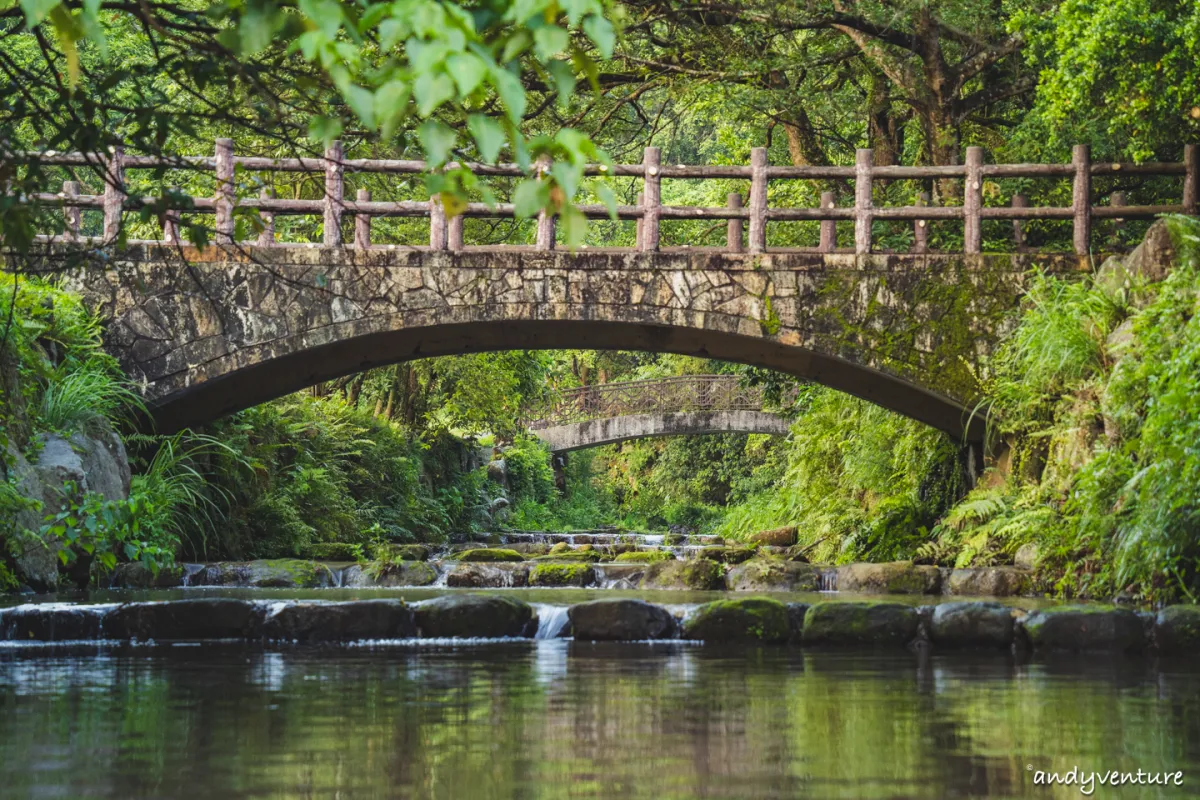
[1,639,1197,798]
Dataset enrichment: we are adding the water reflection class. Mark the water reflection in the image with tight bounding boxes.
[0,643,1196,798]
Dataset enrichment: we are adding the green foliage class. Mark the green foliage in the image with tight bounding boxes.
[38,364,144,434]
[40,483,175,576]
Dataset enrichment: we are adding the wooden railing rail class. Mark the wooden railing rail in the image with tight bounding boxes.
[7,140,1197,255]
[524,375,790,429]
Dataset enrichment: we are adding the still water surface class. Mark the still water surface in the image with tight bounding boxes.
[1,642,1197,798]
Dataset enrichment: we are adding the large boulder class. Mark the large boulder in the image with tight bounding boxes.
[1019,606,1145,652]
[682,597,791,643]
[725,558,820,592]
[1123,219,1177,284]
[639,558,724,590]
[836,561,941,594]
[263,600,416,641]
[803,602,920,647]
[69,431,132,502]
[946,567,1030,597]
[413,594,535,638]
[345,561,438,587]
[929,602,1016,648]
[104,599,264,640]
[453,548,524,563]
[568,599,677,641]
[528,563,596,587]
[1155,606,1200,655]
[0,603,110,641]
[445,562,530,588]
[748,527,798,547]
[1013,543,1039,571]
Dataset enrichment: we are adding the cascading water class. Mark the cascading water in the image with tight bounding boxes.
[532,605,571,639]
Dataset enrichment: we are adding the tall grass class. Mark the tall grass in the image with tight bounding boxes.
[38,364,145,433]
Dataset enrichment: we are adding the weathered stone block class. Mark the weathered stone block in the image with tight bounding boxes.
[263,600,416,641]
[802,602,920,647]
[682,597,791,643]
[639,558,724,590]
[413,595,535,638]
[929,602,1016,648]
[1155,606,1200,655]
[836,561,941,594]
[569,599,677,641]
[1019,606,1145,652]
[103,599,264,640]
[725,558,820,592]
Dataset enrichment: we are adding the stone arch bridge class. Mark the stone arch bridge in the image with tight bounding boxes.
[526,375,793,452]
[33,243,1079,446]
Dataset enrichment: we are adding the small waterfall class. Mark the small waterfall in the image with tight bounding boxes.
[180,564,205,587]
[593,566,637,589]
[431,561,452,588]
[817,568,838,592]
[532,605,571,639]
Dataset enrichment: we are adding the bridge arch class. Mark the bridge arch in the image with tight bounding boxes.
[48,244,1074,442]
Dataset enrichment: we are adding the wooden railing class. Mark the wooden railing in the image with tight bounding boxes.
[9,141,1198,255]
[525,375,786,429]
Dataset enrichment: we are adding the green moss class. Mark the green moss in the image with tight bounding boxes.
[528,563,596,587]
[682,597,790,642]
[533,550,603,563]
[453,548,525,563]
[640,558,724,590]
[302,542,364,561]
[614,550,674,563]
[371,543,430,562]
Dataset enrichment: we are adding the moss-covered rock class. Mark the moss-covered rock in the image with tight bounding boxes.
[264,600,416,641]
[682,597,791,643]
[802,602,920,647]
[108,562,185,589]
[663,533,687,546]
[1156,606,1200,654]
[726,558,819,591]
[929,602,1015,648]
[749,526,798,547]
[533,550,603,563]
[360,560,438,587]
[1019,606,1145,652]
[414,594,535,638]
[1,605,106,641]
[189,560,334,588]
[569,599,677,641]
[614,550,674,563]
[697,546,757,564]
[548,542,571,554]
[445,562,530,588]
[302,542,365,561]
[639,558,724,590]
[836,561,941,594]
[453,548,525,563]
[508,542,550,557]
[946,567,1031,597]
[528,563,596,587]
[371,543,430,562]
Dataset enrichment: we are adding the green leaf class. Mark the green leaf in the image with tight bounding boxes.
[375,79,411,141]
[533,25,569,60]
[513,178,549,218]
[467,114,505,162]
[418,120,456,166]
[551,162,580,199]
[19,0,59,26]
[308,115,343,145]
[490,66,526,124]
[596,183,618,221]
[342,83,376,129]
[413,71,455,117]
[582,14,615,59]
[547,59,577,107]
[298,0,343,38]
[500,30,531,63]
[560,204,588,250]
[446,52,487,96]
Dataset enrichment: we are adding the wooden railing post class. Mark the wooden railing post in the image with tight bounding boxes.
[103,144,125,242]
[1072,144,1091,256]
[1109,191,1126,245]
[324,140,343,246]
[748,147,767,254]
[535,155,555,251]
[854,148,873,255]
[964,146,984,254]
[448,214,463,251]
[633,191,643,248]
[726,192,743,252]
[163,186,181,244]
[1184,143,1198,215]
[912,191,929,253]
[62,180,80,241]
[257,188,275,246]
[819,190,836,253]
[214,138,234,245]
[640,147,661,252]
[1011,193,1028,250]
[429,192,447,250]
[354,188,371,249]
[634,192,644,249]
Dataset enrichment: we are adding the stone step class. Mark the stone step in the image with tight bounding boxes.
[0,597,1180,655]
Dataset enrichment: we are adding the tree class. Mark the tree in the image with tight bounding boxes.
[0,0,620,251]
